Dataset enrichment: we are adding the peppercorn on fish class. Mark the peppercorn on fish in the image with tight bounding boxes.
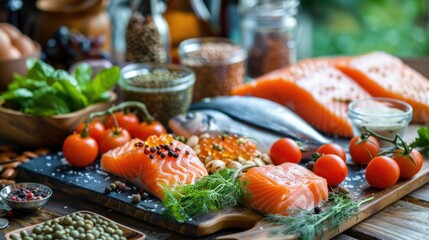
[100,135,208,199]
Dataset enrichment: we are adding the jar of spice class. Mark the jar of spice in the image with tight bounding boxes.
[238,0,300,78]
[178,37,247,102]
[125,0,169,63]
[119,63,195,126]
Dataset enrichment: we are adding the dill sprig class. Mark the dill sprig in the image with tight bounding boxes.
[266,193,374,240]
[162,169,249,222]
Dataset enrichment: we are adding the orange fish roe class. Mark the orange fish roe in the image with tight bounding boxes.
[198,135,258,163]
[145,134,174,147]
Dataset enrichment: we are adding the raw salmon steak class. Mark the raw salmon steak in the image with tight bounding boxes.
[101,135,208,199]
[232,59,370,137]
[335,51,429,123]
[241,162,328,215]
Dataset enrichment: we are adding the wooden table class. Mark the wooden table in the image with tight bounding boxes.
[1,180,428,239]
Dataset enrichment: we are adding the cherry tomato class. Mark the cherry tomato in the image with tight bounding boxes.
[316,143,347,162]
[105,112,140,137]
[313,154,348,186]
[365,156,400,189]
[349,136,380,164]
[74,121,106,144]
[133,121,167,141]
[393,149,423,179]
[270,138,302,165]
[63,134,98,168]
[99,127,132,154]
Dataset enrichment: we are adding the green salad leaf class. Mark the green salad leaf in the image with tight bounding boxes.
[0,59,120,116]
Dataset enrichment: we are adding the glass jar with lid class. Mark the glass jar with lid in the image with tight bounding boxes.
[238,0,299,78]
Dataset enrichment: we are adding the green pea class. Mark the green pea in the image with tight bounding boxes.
[10,234,21,240]
[43,234,53,240]
[20,230,29,237]
[22,236,33,240]
[105,227,115,235]
[52,219,59,224]
[115,229,123,236]
[79,233,86,240]
[33,227,42,234]
[91,230,100,238]
[70,230,80,238]
[63,216,72,225]
[120,237,127,240]
[84,223,93,231]
[77,220,85,228]
[77,227,85,233]
[34,236,43,240]
[53,224,64,231]
[111,234,120,240]
[54,230,65,239]
[85,233,95,240]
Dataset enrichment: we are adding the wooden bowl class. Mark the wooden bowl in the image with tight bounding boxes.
[0,42,41,91]
[0,92,117,149]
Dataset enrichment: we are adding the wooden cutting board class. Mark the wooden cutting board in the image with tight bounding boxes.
[16,125,429,238]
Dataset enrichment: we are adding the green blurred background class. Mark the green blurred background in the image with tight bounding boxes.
[300,0,429,57]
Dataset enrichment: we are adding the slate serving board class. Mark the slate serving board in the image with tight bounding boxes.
[16,132,429,238]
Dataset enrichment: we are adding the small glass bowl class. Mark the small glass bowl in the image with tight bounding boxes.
[348,97,413,149]
[119,63,195,126]
[1,182,52,213]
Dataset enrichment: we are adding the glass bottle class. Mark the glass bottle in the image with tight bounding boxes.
[238,0,300,78]
[126,0,169,63]
[163,0,214,63]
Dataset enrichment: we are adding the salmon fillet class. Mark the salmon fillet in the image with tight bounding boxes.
[232,59,370,137]
[335,51,429,123]
[241,163,328,215]
[101,135,208,199]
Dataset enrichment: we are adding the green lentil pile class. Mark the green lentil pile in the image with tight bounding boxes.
[120,68,194,126]
[128,69,186,88]
[10,212,126,240]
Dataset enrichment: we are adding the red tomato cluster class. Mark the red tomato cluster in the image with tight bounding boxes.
[269,136,423,189]
[63,112,167,168]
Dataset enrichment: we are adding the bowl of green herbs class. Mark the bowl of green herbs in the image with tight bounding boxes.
[0,59,120,148]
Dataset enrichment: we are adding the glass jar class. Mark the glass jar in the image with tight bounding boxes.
[125,0,169,63]
[238,0,299,78]
[119,63,195,125]
[178,37,247,102]
[348,97,413,150]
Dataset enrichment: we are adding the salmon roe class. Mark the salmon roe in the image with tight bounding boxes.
[199,134,257,163]
[145,134,174,147]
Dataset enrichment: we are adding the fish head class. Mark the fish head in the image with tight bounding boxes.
[168,111,219,138]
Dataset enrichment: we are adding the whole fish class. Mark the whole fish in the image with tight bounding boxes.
[190,96,330,145]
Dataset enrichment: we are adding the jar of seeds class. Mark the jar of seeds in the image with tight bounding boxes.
[178,38,247,102]
[238,0,300,78]
[119,63,195,125]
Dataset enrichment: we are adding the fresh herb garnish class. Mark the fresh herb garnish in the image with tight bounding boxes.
[0,59,120,116]
[410,126,429,155]
[162,169,249,222]
[266,193,373,240]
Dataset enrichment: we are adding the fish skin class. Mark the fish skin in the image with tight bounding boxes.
[190,96,331,145]
[168,109,326,156]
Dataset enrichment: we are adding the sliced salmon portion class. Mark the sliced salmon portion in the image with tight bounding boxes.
[241,162,328,215]
[335,51,429,123]
[101,134,208,199]
[232,58,370,137]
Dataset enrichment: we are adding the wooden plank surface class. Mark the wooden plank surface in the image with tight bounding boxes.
[8,120,428,238]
